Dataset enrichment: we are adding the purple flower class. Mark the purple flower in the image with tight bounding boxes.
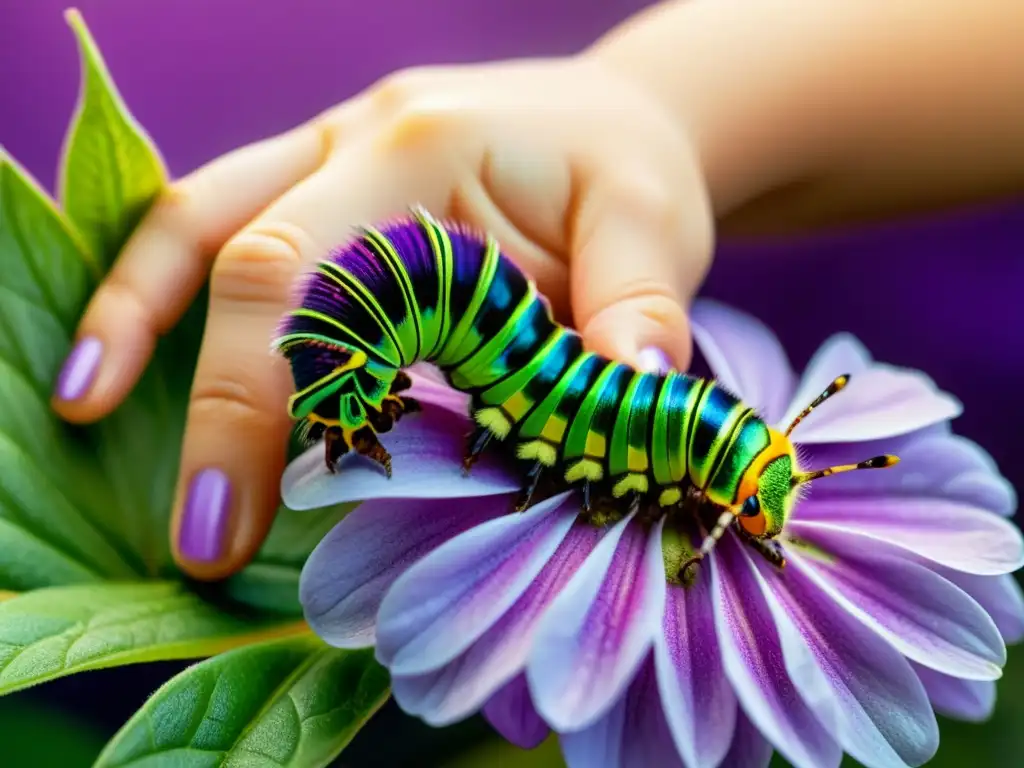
[285,300,1024,768]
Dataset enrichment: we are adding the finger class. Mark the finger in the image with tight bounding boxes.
[569,168,713,372]
[171,145,454,580]
[449,173,571,324]
[52,122,329,423]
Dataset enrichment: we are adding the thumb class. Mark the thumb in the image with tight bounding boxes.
[569,171,713,372]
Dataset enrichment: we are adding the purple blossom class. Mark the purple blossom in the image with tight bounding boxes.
[284,299,1024,768]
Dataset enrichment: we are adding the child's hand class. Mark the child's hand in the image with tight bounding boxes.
[51,54,714,580]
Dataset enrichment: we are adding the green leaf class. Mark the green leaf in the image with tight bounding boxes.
[0,11,210,585]
[0,517,101,590]
[0,581,302,696]
[0,150,140,586]
[59,8,168,267]
[222,503,354,616]
[94,635,390,768]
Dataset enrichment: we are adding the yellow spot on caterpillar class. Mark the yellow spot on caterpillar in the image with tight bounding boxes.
[503,391,533,421]
[585,432,606,458]
[627,446,648,474]
[612,474,648,497]
[517,440,558,466]
[565,459,603,483]
[475,408,511,438]
[658,487,683,506]
[308,413,341,428]
[541,414,568,443]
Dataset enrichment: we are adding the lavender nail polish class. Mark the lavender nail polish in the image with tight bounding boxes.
[179,469,232,562]
[55,336,102,401]
[638,346,673,375]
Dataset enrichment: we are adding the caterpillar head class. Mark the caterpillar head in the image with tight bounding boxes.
[732,374,899,541]
[276,337,369,445]
[733,429,799,540]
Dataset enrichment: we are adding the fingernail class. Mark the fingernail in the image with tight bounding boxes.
[638,346,673,374]
[55,336,103,401]
[179,468,232,562]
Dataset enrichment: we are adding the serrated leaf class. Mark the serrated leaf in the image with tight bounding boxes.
[59,8,167,267]
[221,504,354,616]
[94,635,390,768]
[0,581,302,696]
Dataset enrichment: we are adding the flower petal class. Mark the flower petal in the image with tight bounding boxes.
[406,365,470,413]
[797,430,1017,517]
[690,299,795,424]
[482,674,550,750]
[654,579,737,768]
[792,498,1024,575]
[755,552,940,768]
[719,709,774,768]
[787,366,961,444]
[389,522,603,725]
[709,536,842,768]
[299,496,507,648]
[281,405,519,509]
[912,663,996,723]
[788,528,1006,680]
[780,333,961,443]
[929,569,1024,646]
[527,516,667,732]
[782,333,873,430]
[560,656,685,768]
[376,492,577,676]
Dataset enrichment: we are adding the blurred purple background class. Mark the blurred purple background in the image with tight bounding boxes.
[4,0,1023,503]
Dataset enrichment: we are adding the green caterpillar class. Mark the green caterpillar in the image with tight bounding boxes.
[273,206,897,570]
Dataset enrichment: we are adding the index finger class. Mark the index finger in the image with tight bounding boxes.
[52,121,330,423]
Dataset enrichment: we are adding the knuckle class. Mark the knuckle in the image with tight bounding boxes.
[377,103,462,155]
[189,374,269,428]
[611,176,683,233]
[370,66,432,112]
[212,225,307,304]
[96,277,162,336]
[615,278,685,312]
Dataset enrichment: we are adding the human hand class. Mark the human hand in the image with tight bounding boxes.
[50,53,714,580]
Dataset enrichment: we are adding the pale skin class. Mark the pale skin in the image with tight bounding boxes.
[51,0,1024,580]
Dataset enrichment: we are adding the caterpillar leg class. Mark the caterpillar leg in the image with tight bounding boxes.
[740,532,787,569]
[323,426,349,473]
[515,462,545,512]
[462,426,494,475]
[353,426,393,478]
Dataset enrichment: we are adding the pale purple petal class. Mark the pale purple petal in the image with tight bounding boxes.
[754,552,940,768]
[719,709,774,768]
[928,569,1024,646]
[527,516,667,732]
[788,528,1005,680]
[389,523,603,725]
[300,496,507,648]
[709,535,842,768]
[781,333,874,429]
[376,492,577,676]
[912,664,996,723]
[690,299,796,424]
[654,579,737,768]
[785,363,961,444]
[406,366,470,413]
[482,675,549,750]
[281,405,519,509]
[798,430,1016,517]
[791,498,1024,575]
[561,656,685,768]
